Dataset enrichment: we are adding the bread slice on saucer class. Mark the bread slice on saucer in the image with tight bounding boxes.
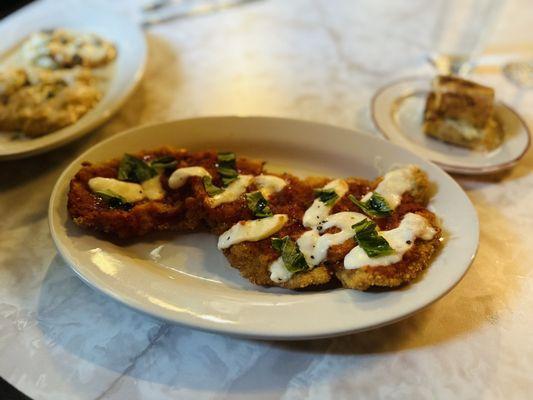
[423,75,502,150]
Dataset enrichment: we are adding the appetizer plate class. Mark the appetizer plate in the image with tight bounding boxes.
[49,117,479,340]
[372,77,531,174]
[0,2,147,160]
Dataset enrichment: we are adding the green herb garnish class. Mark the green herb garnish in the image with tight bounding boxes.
[217,151,238,187]
[246,191,273,218]
[271,236,309,273]
[352,219,394,258]
[314,188,338,206]
[94,190,132,210]
[349,193,392,217]
[117,154,157,183]
[202,176,223,196]
[150,156,178,171]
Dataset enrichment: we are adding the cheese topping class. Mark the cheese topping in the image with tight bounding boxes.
[169,168,287,208]
[21,29,115,69]
[141,175,165,201]
[303,179,348,228]
[344,213,436,269]
[445,118,483,140]
[268,168,435,283]
[270,179,353,282]
[361,165,419,210]
[253,175,287,197]
[207,175,254,208]
[297,212,366,267]
[269,257,293,283]
[168,166,211,189]
[218,214,288,250]
[88,177,145,203]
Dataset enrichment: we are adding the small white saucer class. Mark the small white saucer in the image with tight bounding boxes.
[371,77,531,175]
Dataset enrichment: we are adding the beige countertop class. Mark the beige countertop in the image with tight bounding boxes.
[0,0,532,398]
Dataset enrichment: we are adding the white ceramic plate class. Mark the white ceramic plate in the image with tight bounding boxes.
[49,117,479,339]
[0,2,146,160]
[372,77,531,174]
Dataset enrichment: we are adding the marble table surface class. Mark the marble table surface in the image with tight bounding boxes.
[1,0,533,399]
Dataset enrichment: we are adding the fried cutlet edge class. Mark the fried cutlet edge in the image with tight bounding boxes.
[225,166,438,291]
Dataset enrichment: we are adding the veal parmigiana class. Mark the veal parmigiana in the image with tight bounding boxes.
[268,165,436,283]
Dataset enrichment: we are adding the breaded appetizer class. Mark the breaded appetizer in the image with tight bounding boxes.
[0,67,100,136]
[68,149,441,291]
[21,28,117,69]
[423,75,502,150]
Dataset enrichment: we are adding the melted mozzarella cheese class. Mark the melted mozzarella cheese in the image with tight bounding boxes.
[297,212,366,266]
[269,257,293,283]
[168,167,211,189]
[302,179,348,228]
[344,213,436,269]
[253,175,286,197]
[361,165,419,209]
[88,177,145,203]
[446,118,483,140]
[207,175,254,208]
[141,175,165,200]
[218,214,288,249]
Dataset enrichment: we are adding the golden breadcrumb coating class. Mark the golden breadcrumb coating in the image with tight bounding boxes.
[67,149,441,291]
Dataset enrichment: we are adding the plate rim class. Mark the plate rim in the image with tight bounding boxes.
[48,116,480,340]
[0,4,147,160]
[371,76,531,175]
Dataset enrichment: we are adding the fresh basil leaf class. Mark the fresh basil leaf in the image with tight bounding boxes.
[349,193,392,217]
[352,219,394,258]
[202,176,223,197]
[94,190,132,210]
[314,188,338,206]
[218,167,238,186]
[217,151,235,163]
[217,151,238,187]
[117,154,157,183]
[150,156,178,171]
[271,236,309,273]
[246,191,273,218]
[271,237,284,253]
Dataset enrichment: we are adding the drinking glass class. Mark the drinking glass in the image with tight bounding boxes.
[429,0,506,75]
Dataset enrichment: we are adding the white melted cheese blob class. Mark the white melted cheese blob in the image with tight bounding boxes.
[270,179,354,282]
[168,166,211,189]
[218,214,288,250]
[344,213,436,269]
[207,175,254,208]
[141,175,165,200]
[297,212,366,267]
[269,257,293,283]
[445,119,483,140]
[361,165,419,210]
[303,179,348,228]
[253,175,287,197]
[88,177,145,203]
[168,168,285,208]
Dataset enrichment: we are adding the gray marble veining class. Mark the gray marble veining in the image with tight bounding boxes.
[1,0,533,399]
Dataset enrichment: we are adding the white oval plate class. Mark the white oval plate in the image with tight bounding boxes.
[0,2,146,160]
[372,77,531,174]
[49,117,479,340]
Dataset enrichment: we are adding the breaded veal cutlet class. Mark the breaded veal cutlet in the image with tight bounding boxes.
[68,148,441,291]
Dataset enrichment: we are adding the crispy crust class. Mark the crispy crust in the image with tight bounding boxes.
[67,150,441,291]
[68,148,263,238]
[335,210,441,290]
